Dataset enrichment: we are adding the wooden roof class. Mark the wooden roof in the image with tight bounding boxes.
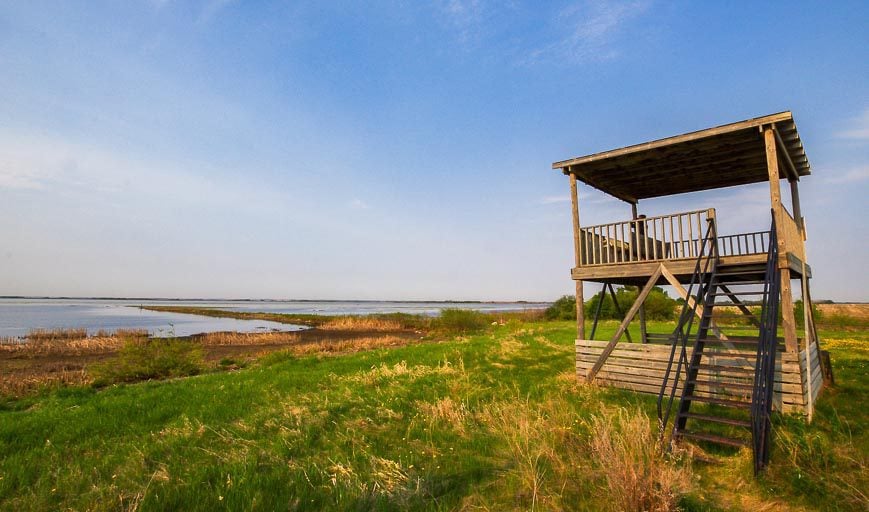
[552,111,810,203]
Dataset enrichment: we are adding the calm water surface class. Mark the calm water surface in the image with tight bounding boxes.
[0,298,548,339]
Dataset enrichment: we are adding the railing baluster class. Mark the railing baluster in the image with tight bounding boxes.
[620,223,627,262]
[596,226,603,265]
[669,216,675,259]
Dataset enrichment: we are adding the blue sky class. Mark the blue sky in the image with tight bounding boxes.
[1,1,867,301]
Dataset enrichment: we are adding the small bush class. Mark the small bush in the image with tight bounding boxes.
[544,295,577,321]
[432,309,489,335]
[546,288,677,322]
[91,338,203,386]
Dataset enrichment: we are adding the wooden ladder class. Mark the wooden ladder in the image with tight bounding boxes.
[667,215,780,474]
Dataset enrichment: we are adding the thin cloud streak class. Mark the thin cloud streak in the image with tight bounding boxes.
[541,195,570,204]
[835,108,869,140]
[823,166,869,184]
[521,0,652,66]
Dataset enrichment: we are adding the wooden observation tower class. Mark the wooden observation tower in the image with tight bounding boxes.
[552,112,823,472]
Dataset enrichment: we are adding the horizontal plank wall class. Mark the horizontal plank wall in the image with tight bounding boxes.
[576,340,822,414]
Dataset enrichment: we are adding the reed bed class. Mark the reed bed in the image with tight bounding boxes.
[319,316,404,332]
[194,331,302,346]
[0,369,91,397]
[26,327,88,341]
[93,328,148,338]
[0,336,126,355]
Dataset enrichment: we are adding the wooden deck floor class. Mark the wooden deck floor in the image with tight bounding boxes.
[572,253,808,285]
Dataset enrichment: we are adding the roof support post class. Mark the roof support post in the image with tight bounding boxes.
[764,126,799,353]
[790,179,804,237]
[569,172,585,339]
[631,203,648,343]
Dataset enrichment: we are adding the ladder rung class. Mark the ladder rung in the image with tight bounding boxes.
[714,280,767,285]
[687,379,754,392]
[682,395,751,409]
[692,363,754,373]
[679,412,751,428]
[710,291,766,296]
[678,430,749,447]
[697,338,759,344]
[696,348,756,357]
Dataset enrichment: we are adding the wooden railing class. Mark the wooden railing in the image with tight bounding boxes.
[717,231,771,257]
[579,209,714,266]
[579,208,775,266]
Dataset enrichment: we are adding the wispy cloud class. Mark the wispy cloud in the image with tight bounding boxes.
[198,0,237,25]
[541,195,570,204]
[435,0,485,45]
[824,165,869,184]
[836,108,869,140]
[349,198,370,210]
[0,133,291,214]
[522,0,652,65]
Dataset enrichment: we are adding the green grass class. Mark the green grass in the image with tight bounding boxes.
[0,320,865,511]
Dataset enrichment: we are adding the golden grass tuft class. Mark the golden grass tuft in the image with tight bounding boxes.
[417,397,469,434]
[292,335,408,356]
[0,336,126,356]
[0,369,91,397]
[196,331,301,346]
[351,358,457,385]
[473,397,583,510]
[319,316,404,332]
[26,327,88,341]
[589,407,691,512]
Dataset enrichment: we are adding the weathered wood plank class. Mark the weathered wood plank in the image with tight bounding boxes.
[586,266,663,381]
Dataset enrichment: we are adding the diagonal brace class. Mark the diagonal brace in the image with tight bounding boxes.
[587,265,663,381]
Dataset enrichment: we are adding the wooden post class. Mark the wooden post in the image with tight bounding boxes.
[632,202,648,343]
[569,173,585,339]
[790,179,803,234]
[764,127,798,353]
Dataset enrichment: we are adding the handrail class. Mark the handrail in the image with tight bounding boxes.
[717,231,771,257]
[752,212,780,474]
[579,209,713,232]
[657,214,718,444]
[579,209,715,266]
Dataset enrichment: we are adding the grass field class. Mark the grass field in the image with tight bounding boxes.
[0,318,865,511]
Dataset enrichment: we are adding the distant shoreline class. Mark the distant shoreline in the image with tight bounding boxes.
[0,296,545,304]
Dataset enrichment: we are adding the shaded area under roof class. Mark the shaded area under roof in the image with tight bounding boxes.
[552,111,810,203]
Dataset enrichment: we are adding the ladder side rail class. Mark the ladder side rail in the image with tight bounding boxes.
[657,216,718,442]
[752,213,780,474]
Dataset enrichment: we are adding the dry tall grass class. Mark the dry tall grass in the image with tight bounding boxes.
[319,316,404,332]
[589,407,691,512]
[0,336,126,356]
[0,369,91,397]
[195,331,301,346]
[26,327,88,341]
[417,397,469,434]
[473,397,585,510]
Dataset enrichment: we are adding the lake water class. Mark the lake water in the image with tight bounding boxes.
[0,298,549,339]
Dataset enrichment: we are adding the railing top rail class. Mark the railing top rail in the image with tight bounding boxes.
[579,208,714,232]
[719,230,770,237]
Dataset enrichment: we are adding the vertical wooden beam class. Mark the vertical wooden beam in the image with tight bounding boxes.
[764,127,798,353]
[789,180,803,230]
[569,172,585,339]
[632,202,648,343]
